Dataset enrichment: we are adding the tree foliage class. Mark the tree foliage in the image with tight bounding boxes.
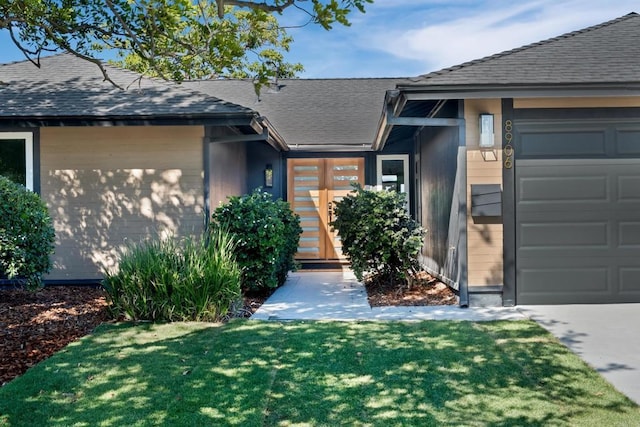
[1,0,372,86]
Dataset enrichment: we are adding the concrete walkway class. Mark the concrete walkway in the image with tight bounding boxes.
[251,271,525,321]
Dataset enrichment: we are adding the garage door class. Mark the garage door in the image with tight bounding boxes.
[515,122,640,304]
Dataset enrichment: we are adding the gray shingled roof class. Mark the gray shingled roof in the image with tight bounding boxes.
[185,78,409,149]
[0,54,254,118]
[408,12,640,86]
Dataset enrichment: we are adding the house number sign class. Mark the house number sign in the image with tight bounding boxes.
[503,120,514,169]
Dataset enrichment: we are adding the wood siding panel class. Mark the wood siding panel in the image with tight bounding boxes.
[40,126,205,280]
[465,99,504,287]
[514,97,640,109]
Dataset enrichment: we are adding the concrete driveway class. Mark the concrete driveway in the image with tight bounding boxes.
[518,304,640,404]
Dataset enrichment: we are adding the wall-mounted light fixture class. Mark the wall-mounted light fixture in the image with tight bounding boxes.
[479,113,498,161]
[264,164,273,188]
[479,113,495,148]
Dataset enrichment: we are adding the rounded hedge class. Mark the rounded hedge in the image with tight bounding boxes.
[0,176,55,288]
[211,189,302,292]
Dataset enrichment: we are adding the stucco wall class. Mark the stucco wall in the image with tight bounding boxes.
[40,125,205,281]
[464,99,503,287]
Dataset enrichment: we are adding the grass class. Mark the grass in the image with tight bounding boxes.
[0,320,637,426]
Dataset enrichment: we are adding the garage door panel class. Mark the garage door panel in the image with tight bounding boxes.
[519,266,610,293]
[619,268,640,294]
[518,175,608,204]
[516,156,640,304]
[618,222,640,248]
[618,176,640,200]
[520,131,606,157]
[519,221,609,249]
[615,130,640,155]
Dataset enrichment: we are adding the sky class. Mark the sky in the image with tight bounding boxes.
[1,0,639,78]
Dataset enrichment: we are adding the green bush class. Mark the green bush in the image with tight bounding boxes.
[102,227,241,322]
[0,176,55,289]
[211,189,302,291]
[331,184,425,284]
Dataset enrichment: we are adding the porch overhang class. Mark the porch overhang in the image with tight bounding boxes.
[373,89,464,151]
[206,115,289,151]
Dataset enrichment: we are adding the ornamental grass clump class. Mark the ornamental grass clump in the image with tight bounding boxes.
[211,189,302,291]
[331,184,425,286]
[102,227,241,322]
[0,176,55,289]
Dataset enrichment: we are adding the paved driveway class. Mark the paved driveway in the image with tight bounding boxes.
[518,304,640,404]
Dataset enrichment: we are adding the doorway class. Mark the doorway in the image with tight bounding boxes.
[287,158,364,260]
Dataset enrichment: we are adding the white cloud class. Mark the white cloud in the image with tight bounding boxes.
[364,0,640,73]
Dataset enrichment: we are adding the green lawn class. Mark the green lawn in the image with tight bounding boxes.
[0,320,637,426]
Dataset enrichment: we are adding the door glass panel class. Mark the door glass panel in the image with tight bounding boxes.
[381,159,405,193]
[0,139,26,186]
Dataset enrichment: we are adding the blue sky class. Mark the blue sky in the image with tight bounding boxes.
[1,0,639,78]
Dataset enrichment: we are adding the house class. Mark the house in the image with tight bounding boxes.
[374,12,640,306]
[2,12,640,307]
[0,54,285,283]
[184,78,410,264]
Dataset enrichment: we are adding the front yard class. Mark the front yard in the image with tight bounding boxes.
[0,320,637,426]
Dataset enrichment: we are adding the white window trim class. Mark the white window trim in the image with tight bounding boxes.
[376,154,410,210]
[0,132,34,191]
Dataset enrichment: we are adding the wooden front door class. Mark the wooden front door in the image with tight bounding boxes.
[288,158,365,260]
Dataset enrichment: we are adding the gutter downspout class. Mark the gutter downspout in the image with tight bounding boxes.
[457,99,469,308]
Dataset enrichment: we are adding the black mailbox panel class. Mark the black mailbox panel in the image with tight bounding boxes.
[471,184,502,217]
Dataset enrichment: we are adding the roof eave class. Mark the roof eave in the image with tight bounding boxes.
[394,82,640,100]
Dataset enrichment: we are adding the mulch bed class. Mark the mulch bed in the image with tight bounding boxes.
[0,273,455,386]
[0,286,109,386]
[364,271,458,307]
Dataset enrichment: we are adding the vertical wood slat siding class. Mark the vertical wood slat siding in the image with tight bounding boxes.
[464,99,504,287]
[40,126,205,280]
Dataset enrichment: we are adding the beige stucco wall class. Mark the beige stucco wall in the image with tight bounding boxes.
[514,97,640,109]
[40,126,205,281]
[464,99,503,287]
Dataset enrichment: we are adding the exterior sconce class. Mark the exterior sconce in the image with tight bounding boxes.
[479,113,498,161]
[264,164,273,188]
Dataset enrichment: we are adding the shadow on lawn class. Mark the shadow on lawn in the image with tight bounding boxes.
[0,320,637,426]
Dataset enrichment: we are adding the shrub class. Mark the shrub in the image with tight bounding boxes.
[0,176,55,289]
[102,227,241,322]
[331,184,425,284]
[211,189,302,291]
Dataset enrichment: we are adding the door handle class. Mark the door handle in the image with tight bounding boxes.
[328,202,333,223]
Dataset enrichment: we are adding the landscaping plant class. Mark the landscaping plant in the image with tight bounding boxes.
[0,176,55,289]
[102,227,241,321]
[331,183,425,285]
[211,189,302,291]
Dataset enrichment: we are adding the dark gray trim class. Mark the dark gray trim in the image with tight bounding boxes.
[502,98,516,306]
[0,114,257,128]
[457,99,469,308]
[396,83,640,100]
[514,107,640,121]
[32,128,41,195]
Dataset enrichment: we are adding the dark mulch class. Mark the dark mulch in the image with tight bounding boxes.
[0,286,109,386]
[364,271,458,307]
[0,273,454,386]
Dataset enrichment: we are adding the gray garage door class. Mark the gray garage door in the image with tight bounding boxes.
[515,122,640,304]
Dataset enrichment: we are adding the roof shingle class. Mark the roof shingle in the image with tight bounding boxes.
[0,54,253,118]
[408,12,640,86]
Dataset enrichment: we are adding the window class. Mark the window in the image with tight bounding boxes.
[0,133,34,191]
[376,154,410,210]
